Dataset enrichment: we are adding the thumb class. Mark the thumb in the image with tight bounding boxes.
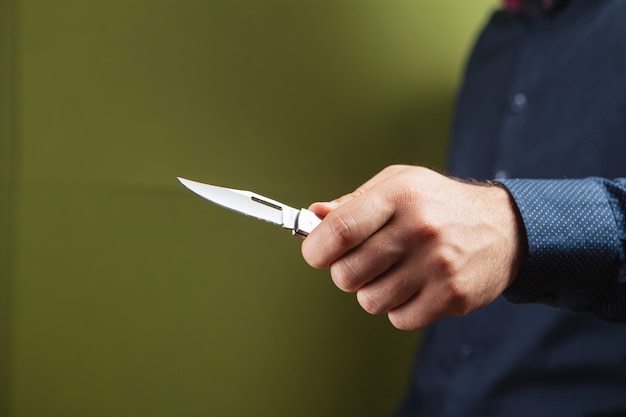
[307,201,341,218]
[307,165,409,218]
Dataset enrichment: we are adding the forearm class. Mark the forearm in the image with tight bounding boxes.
[500,177,626,320]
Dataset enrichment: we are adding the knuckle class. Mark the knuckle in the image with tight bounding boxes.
[433,249,456,277]
[416,224,440,243]
[442,278,472,316]
[327,212,357,247]
[404,216,441,244]
[383,164,411,177]
[381,165,402,176]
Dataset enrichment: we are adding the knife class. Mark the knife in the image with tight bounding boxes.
[177,177,322,238]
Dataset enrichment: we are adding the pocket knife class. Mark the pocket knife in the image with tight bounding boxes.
[177,177,322,238]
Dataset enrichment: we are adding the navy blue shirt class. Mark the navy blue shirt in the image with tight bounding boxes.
[397,1,626,415]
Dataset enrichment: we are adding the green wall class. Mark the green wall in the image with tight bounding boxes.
[2,1,496,416]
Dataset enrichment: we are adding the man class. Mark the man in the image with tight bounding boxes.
[302,0,626,415]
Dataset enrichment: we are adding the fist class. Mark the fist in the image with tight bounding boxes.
[301,165,526,330]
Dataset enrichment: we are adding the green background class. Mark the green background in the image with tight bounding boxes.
[1,1,496,416]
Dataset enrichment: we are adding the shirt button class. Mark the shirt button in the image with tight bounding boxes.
[460,344,475,360]
[511,92,528,113]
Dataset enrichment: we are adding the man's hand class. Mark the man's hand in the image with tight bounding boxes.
[301,165,526,330]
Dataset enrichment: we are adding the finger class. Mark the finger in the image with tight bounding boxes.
[301,189,394,269]
[387,288,452,331]
[329,227,404,292]
[307,201,339,218]
[355,259,423,315]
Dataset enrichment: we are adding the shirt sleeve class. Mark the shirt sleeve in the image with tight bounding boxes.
[498,178,626,320]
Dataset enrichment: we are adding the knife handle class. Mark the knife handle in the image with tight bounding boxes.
[293,208,323,238]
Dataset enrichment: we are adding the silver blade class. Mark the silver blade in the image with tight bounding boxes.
[177,177,300,230]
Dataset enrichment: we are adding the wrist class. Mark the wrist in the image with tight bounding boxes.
[491,183,529,287]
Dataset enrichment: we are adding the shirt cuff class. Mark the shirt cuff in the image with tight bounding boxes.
[497,178,623,314]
